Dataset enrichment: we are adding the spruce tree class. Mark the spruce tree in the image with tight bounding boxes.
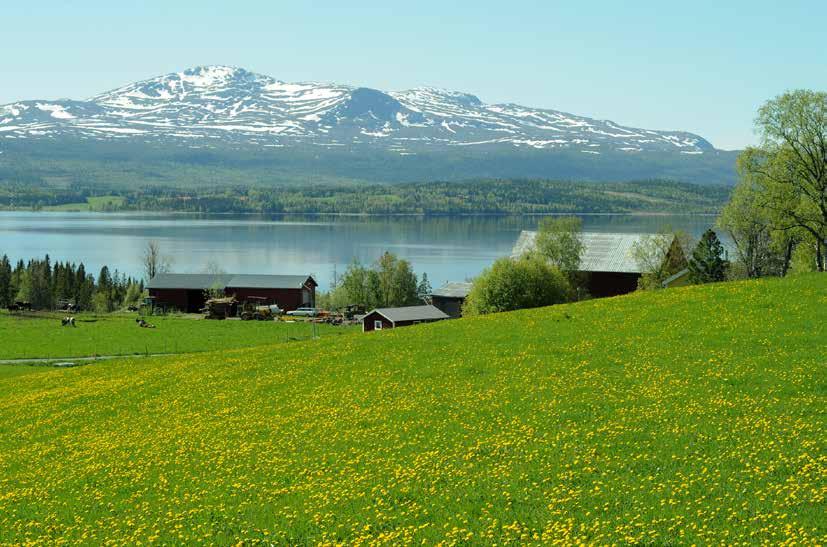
[0,255,12,308]
[417,272,432,303]
[689,229,728,283]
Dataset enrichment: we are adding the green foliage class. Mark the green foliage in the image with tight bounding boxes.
[123,282,143,308]
[735,89,827,271]
[788,241,818,275]
[0,138,739,192]
[632,230,690,290]
[717,177,782,278]
[0,274,824,543]
[688,229,728,283]
[463,255,571,315]
[534,216,584,274]
[0,255,11,308]
[416,273,432,303]
[328,253,425,310]
[0,176,732,215]
[0,255,137,311]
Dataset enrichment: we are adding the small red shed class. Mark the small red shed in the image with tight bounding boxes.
[362,305,450,332]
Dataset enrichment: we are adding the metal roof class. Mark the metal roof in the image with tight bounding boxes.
[431,282,473,299]
[511,231,673,274]
[225,274,316,289]
[146,273,233,290]
[147,273,315,290]
[367,305,450,323]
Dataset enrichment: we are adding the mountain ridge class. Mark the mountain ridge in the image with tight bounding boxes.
[1,65,716,155]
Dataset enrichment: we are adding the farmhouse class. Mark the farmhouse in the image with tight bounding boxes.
[363,305,450,332]
[430,281,473,318]
[147,273,317,313]
[511,231,687,297]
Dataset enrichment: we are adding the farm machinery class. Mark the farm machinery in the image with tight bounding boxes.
[202,297,237,320]
[239,296,279,321]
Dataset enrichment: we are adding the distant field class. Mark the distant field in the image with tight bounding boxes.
[41,195,125,212]
[0,274,824,544]
[0,311,355,360]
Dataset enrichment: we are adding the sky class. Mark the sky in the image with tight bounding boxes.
[1,1,825,150]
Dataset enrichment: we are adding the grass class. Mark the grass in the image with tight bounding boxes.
[0,274,824,544]
[40,195,125,212]
[0,311,355,360]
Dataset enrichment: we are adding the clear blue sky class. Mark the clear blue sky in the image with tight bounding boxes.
[2,0,824,150]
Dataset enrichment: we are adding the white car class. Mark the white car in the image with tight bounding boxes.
[286,307,320,317]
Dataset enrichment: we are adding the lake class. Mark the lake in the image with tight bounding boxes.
[0,212,720,290]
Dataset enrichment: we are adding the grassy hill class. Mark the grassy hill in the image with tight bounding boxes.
[0,275,824,544]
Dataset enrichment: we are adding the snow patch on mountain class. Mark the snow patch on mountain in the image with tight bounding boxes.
[0,65,716,154]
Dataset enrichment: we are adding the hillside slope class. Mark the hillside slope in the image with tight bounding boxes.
[1,275,825,544]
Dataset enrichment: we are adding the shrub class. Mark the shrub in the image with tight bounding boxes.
[463,256,571,316]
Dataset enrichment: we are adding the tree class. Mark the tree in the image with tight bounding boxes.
[717,178,778,278]
[123,282,143,308]
[534,216,584,275]
[0,255,12,308]
[632,229,689,290]
[688,229,728,284]
[142,240,171,281]
[370,252,419,308]
[334,259,372,309]
[463,256,571,316]
[417,273,432,304]
[739,90,827,271]
[202,260,226,300]
[327,253,426,310]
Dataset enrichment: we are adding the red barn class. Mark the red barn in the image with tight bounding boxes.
[147,273,316,313]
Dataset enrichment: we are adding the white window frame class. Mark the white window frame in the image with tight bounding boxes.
[374,320,383,330]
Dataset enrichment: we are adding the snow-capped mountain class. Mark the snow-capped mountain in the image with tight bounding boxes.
[0,66,714,154]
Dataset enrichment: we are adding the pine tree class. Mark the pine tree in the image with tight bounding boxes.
[0,255,12,308]
[417,273,432,303]
[689,229,728,283]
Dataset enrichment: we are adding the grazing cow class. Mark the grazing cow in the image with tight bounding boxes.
[61,317,76,327]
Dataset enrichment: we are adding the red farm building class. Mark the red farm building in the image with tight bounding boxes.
[147,273,316,313]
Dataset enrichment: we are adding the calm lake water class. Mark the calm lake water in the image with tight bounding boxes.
[0,212,719,290]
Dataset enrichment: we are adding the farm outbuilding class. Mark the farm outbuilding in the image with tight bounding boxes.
[147,273,317,313]
[430,282,473,318]
[511,231,687,297]
[362,305,450,332]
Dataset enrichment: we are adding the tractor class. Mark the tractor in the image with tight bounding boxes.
[238,296,275,321]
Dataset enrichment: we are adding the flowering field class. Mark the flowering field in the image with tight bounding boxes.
[0,274,825,544]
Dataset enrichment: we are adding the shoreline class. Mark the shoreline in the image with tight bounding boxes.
[0,209,722,218]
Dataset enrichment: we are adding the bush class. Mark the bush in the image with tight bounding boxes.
[463,256,571,316]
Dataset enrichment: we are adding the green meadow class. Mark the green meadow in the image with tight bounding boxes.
[0,311,354,360]
[40,195,126,212]
[0,274,824,544]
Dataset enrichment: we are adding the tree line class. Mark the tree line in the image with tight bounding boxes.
[1,179,729,216]
[0,255,143,312]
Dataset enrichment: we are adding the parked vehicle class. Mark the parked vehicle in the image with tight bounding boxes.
[286,307,320,317]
